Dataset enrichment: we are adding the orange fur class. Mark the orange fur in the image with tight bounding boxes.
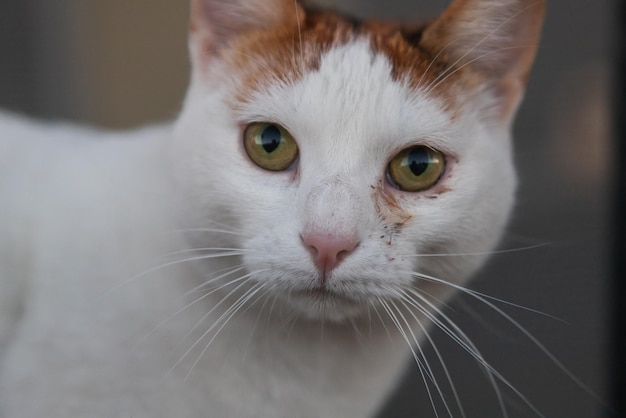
[219,10,466,110]
[191,0,545,121]
[371,180,413,231]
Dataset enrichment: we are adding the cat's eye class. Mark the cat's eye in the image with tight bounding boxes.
[243,123,299,171]
[387,146,446,192]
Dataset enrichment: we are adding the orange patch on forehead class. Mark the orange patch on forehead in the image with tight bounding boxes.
[218,9,473,110]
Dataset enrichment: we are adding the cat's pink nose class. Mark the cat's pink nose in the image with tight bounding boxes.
[301,231,359,275]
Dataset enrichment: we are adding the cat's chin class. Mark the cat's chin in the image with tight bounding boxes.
[285,288,369,322]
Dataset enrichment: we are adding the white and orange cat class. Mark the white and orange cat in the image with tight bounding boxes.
[0,0,545,416]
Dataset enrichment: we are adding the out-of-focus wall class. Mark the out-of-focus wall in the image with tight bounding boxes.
[67,0,189,127]
[0,0,189,127]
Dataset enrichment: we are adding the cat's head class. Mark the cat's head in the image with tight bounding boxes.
[173,0,545,322]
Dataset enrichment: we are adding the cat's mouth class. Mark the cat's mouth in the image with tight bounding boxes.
[302,287,335,298]
[287,286,366,321]
[295,286,355,301]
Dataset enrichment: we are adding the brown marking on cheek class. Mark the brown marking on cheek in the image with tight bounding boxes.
[371,180,413,230]
[425,185,453,199]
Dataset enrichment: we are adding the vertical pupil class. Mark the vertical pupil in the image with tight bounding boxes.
[407,148,430,176]
[260,125,282,153]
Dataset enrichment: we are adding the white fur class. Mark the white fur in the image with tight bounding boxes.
[0,39,516,418]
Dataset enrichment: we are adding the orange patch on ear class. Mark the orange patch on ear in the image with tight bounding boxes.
[189,0,306,70]
[190,1,545,125]
[216,10,468,113]
[419,0,546,122]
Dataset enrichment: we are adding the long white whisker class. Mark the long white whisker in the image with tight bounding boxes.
[388,299,455,418]
[179,271,266,344]
[167,274,261,372]
[370,303,396,348]
[136,266,249,344]
[177,264,247,299]
[265,292,281,335]
[423,1,544,94]
[402,289,512,418]
[349,317,367,347]
[241,286,276,361]
[411,271,603,410]
[408,271,560,321]
[415,37,460,91]
[402,242,549,258]
[159,248,254,258]
[177,227,250,237]
[184,282,267,381]
[378,298,441,418]
[104,252,247,296]
[424,44,538,96]
[396,296,467,418]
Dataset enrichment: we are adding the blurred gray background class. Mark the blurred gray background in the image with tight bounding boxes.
[0,0,614,416]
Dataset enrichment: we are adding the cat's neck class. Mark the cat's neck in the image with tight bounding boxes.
[156,275,413,417]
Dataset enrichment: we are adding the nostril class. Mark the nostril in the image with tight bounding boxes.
[301,231,359,273]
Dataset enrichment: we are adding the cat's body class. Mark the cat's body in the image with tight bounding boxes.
[0,1,545,417]
[0,116,404,416]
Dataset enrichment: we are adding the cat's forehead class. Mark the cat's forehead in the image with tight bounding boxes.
[236,39,454,143]
[232,39,461,184]
[221,10,475,113]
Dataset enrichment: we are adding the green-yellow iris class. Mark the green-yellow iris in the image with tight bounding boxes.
[243,123,299,171]
[387,146,445,192]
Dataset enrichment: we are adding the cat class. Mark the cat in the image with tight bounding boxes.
[0,0,545,416]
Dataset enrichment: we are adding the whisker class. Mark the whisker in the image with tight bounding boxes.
[177,271,267,345]
[176,227,251,237]
[184,282,268,381]
[160,248,254,257]
[423,1,544,95]
[366,304,373,339]
[370,302,396,348]
[285,300,303,341]
[424,44,539,97]
[349,317,367,348]
[136,266,249,344]
[407,270,561,321]
[241,286,277,361]
[415,37,462,91]
[177,217,251,236]
[265,292,282,335]
[402,289,512,418]
[178,264,247,299]
[402,242,549,259]
[396,296,467,418]
[166,273,262,372]
[178,285,258,372]
[410,270,603,412]
[378,298,441,418]
[104,252,247,296]
[388,299,455,418]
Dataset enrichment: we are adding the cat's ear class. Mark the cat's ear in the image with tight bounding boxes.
[420,0,546,124]
[189,0,305,62]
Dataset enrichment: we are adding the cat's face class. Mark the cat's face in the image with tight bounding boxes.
[173,0,544,322]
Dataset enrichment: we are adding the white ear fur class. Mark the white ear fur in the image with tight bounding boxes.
[420,0,546,122]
